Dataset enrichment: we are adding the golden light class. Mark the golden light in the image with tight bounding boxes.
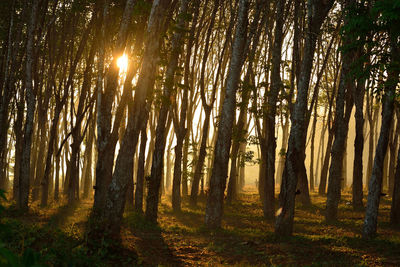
[117,53,128,73]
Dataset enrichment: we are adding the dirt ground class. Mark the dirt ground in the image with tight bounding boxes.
[4,188,400,266]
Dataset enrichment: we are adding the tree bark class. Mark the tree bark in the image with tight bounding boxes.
[135,118,148,213]
[17,0,40,211]
[388,113,399,197]
[92,0,136,216]
[275,0,334,236]
[363,54,399,239]
[260,0,286,218]
[190,0,228,207]
[391,135,400,225]
[325,67,355,221]
[227,0,265,205]
[352,76,365,210]
[91,0,173,239]
[13,90,24,200]
[83,110,95,199]
[145,0,189,221]
[205,0,249,229]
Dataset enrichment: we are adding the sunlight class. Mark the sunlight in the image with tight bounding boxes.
[117,53,128,73]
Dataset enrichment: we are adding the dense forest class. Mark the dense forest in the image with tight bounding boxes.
[0,0,400,265]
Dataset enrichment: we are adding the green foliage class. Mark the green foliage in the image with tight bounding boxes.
[0,190,46,267]
[0,247,45,267]
[246,135,258,146]
[0,216,107,266]
[0,192,118,266]
[124,212,161,232]
[238,150,259,167]
[132,0,152,17]
[342,0,400,93]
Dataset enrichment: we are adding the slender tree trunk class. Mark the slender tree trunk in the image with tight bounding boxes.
[13,91,24,200]
[165,136,173,192]
[0,1,16,190]
[145,0,189,222]
[83,115,95,199]
[319,129,334,194]
[325,69,355,221]
[309,102,318,191]
[92,0,136,216]
[135,120,148,213]
[366,99,379,187]
[388,114,399,197]
[205,0,249,229]
[41,104,62,206]
[382,139,390,191]
[32,110,48,201]
[363,53,399,238]
[190,110,211,206]
[352,77,365,210]
[227,0,264,204]
[30,120,39,187]
[261,0,286,218]
[277,119,289,184]
[17,0,39,211]
[92,0,173,239]
[275,0,334,235]
[172,135,184,211]
[54,131,60,201]
[391,137,400,225]
[190,0,229,207]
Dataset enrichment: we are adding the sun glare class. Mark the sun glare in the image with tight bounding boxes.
[117,54,128,73]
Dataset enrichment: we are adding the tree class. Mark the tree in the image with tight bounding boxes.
[92,0,137,216]
[275,0,334,236]
[146,0,190,222]
[205,0,249,229]
[89,0,174,240]
[190,0,232,207]
[259,0,285,218]
[325,0,357,222]
[17,0,40,211]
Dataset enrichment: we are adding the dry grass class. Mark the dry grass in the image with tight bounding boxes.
[125,188,400,266]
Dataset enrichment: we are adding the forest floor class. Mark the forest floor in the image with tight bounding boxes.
[2,187,400,266]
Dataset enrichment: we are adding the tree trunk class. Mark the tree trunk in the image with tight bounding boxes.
[325,67,355,221]
[135,121,148,213]
[352,74,365,210]
[172,136,184,211]
[366,98,379,187]
[165,137,173,192]
[145,0,189,222]
[388,114,399,197]
[41,104,62,206]
[190,110,211,206]
[390,137,400,225]
[363,58,399,239]
[275,0,334,235]
[83,115,95,199]
[54,134,61,201]
[92,0,173,239]
[32,106,49,201]
[92,0,137,216]
[261,0,286,218]
[190,0,229,207]
[17,0,39,211]
[13,90,24,200]
[205,0,249,229]
[309,102,318,191]
[227,0,264,204]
